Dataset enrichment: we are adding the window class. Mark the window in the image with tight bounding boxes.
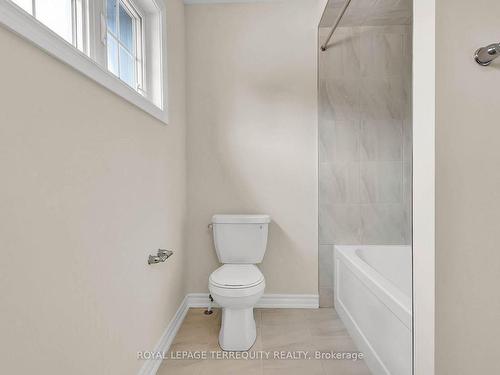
[105,0,143,91]
[2,0,167,123]
[11,0,86,52]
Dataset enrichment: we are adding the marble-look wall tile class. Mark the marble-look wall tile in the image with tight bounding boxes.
[402,161,412,241]
[320,0,412,28]
[401,74,412,121]
[319,80,336,123]
[319,120,334,163]
[359,77,407,121]
[360,26,407,78]
[402,161,412,202]
[360,161,403,204]
[319,203,362,245]
[360,119,403,161]
[321,28,361,79]
[319,203,336,244]
[320,162,360,204]
[402,118,412,162]
[334,121,361,162]
[325,79,361,122]
[402,204,412,245]
[319,287,334,308]
[319,245,334,289]
[318,24,412,304]
[319,25,411,247]
[360,204,407,244]
[319,120,360,163]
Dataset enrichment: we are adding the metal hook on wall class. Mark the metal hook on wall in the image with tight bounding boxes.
[474,43,500,66]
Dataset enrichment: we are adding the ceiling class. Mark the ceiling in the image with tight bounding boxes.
[319,0,412,28]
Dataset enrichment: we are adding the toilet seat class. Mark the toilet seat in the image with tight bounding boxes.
[209,264,264,289]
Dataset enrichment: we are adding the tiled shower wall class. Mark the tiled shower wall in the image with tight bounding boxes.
[318,25,412,306]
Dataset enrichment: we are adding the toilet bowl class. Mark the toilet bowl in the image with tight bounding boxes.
[209,264,265,351]
[209,214,271,351]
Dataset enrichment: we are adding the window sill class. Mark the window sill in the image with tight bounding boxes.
[0,1,168,124]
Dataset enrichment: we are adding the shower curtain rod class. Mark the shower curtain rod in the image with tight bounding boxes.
[320,0,353,51]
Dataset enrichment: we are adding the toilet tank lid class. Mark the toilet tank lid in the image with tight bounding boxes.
[211,214,271,224]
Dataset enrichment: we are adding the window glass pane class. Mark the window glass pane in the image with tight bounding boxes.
[106,0,117,35]
[35,0,73,43]
[11,0,33,14]
[119,4,134,52]
[107,34,119,77]
[119,46,135,88]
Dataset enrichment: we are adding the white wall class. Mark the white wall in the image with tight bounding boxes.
[185,0,323,294]
[0,0,186,374]
[436,0,500,373]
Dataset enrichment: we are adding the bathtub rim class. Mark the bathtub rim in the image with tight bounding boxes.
[334,245,412,329]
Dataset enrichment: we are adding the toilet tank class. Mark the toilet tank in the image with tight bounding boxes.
[211,214,271,264]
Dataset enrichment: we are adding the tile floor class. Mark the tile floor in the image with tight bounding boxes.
[157,308,371,375]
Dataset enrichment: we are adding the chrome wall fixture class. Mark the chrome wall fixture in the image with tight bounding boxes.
[148,249,174,265]
[475,43,500,66]
[320,0,352,51]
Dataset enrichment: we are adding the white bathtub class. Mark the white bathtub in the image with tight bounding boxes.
[334,245,412,375]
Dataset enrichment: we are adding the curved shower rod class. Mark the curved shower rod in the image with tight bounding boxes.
[475,43,500,66]
[320,0,353,52]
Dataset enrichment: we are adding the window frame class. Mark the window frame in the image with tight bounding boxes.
[105,0,145,93]
[14,0,84,49]
[0,0,168,124]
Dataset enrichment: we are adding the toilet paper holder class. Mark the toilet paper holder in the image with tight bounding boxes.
[148,249,173,265]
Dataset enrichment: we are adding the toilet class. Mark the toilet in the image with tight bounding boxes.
[208,214,271,351]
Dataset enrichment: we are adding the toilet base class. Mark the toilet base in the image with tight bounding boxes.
[219,307,256,351]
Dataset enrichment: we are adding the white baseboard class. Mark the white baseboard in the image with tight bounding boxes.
[137,292,319,375]
[137,295,189,375]
[186,293,319,309]
[186,293,215,308]
[256,294,319,308]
